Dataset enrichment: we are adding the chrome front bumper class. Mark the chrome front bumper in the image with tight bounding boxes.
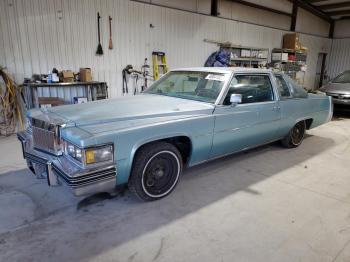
[17,131,117,196]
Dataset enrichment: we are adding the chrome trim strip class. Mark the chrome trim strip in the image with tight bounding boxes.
[52,165,116,188]
[327,96,333,123]
[47,161,59,186]
[215,72,235,106]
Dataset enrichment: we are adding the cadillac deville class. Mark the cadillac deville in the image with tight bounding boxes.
[18,68,333,201]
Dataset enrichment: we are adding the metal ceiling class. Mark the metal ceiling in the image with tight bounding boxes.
[306,0,350,20]
[226,1,350,22]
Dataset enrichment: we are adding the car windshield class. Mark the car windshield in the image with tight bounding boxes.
[333,71,350,83]
[144,71,227,103]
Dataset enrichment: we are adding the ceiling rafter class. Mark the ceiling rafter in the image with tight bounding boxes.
[291,0,332,22]
[326,9,350,16]
[228,0,292,17]
[306,0,330,3]
[316,2,350,10]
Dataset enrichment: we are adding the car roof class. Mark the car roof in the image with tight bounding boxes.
[171,67,275,74]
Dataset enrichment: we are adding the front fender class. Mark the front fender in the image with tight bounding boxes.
[114,116,215,185]
[130,132,194,167]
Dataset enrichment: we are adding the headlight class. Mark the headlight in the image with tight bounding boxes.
[85,145,113,165]
[65,142,83,163]
[64,141,113,165]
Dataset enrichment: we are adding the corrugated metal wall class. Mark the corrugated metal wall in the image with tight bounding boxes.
[326,39,350,79]
[0,0,331,97]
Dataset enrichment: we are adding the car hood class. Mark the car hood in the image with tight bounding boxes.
[321,82,350,94]
[43,94,214,134]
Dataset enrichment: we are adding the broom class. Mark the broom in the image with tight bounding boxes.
[96,12,103,55]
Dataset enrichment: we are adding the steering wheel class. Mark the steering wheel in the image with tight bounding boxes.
[196,89,217,99]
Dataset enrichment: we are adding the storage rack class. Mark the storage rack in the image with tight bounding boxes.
[224,44,269,68]
[23,81,108,109]
[204,39,269,68]
[271,48,307,86]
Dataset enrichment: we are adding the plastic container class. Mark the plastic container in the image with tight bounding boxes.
[47,71,52,83]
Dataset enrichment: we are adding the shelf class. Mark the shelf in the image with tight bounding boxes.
[23,81,106,87]
[204,39,269,51]
[272,48,307,54]
[231,57,267,61]
[271,60,306,63]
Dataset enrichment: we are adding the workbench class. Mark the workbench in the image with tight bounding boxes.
[23,81,108,109]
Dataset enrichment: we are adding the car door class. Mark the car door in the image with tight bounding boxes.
[274,73,310,138]
[210,73,281,158]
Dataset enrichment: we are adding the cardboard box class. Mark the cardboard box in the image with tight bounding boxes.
[80,68,92,82]
[283,33,300,50]
[60,70,74,82]
[38,97,65,107]
[272,52,289,62]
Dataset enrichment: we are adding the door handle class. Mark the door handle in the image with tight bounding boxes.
[273,106,281,110]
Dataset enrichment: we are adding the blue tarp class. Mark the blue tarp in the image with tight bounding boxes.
[204,49,231,67]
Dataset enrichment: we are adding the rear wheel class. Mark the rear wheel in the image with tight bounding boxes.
[128,142,183,201]
[281,121,306,148]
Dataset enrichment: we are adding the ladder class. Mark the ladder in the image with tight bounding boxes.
[152,51,168,80]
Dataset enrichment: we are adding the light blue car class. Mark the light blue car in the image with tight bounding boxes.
[18,68,333,201]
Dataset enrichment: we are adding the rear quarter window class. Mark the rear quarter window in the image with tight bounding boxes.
[275,75,291,98]
[283,74,308,99]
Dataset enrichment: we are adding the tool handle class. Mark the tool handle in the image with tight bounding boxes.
[109,16,112,38]
[97,12,101,43]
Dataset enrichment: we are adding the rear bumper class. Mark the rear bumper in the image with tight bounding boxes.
[17,131,117,196]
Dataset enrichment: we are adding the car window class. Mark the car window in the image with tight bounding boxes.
[275,75,291,98]
[333,71,350,83]
[223,74,274,105]
[145,71,227,103]
[283,74,308,99]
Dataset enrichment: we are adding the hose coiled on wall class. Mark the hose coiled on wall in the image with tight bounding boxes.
[0,67,24,136]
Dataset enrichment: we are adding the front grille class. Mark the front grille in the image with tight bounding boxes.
[31,118,63,155]
[32,126,56,152]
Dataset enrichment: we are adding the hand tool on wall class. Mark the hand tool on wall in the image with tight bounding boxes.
[122,65,133,95]
[96,12,103,55]
[141,58,150,91]
[108,16,113,50]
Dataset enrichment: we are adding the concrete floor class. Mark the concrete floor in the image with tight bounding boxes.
[1,113,350,262]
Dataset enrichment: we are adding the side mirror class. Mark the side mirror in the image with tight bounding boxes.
[230,94,242,106]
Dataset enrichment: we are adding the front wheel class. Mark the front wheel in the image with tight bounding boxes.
[281,121,306,148]
[128,142,183,201]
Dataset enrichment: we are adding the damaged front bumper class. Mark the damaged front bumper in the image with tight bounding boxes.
[17,131,117,196]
